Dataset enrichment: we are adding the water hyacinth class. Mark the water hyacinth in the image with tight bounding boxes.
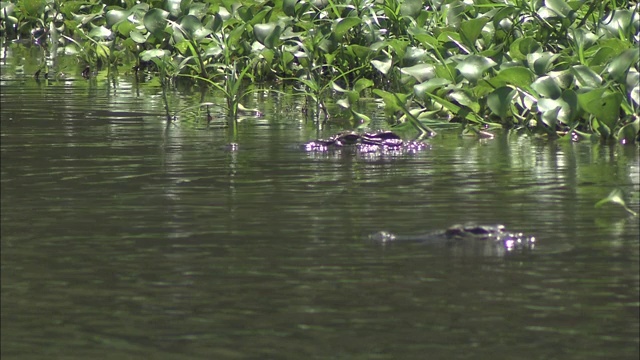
[0,0,638,143]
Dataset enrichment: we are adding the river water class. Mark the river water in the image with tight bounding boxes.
[1,48,639,359]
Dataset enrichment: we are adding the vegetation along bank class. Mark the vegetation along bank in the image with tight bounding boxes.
[1,0,638,143]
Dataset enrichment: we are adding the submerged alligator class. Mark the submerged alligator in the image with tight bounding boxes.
[304,131,426,153]
[369,224,536,255]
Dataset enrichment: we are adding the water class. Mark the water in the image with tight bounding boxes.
[1,53,639,359]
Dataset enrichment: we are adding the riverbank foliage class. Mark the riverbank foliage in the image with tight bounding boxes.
[1,0,638,142]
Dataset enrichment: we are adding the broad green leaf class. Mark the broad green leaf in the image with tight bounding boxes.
[548,70,574,89]
[532,75,562,99]
[400,0,422,18]
[487,86,516,120]
[253,23,282,49]
[165,0,182,18]
[1,1,15,20]
[144,8,169,38]
[283,0,297,17]
[140,49,169,61]
[578,89,623,130]
[435,64,456,81]
[599,9,637,39]
[527,52,559,75]
[607,48,639,82]
[20,0,46,17]
[336,98,350,108]
[88,26,111,40]
[460,17,489,50]
[560,89,579,125]
[570,28,598,50]
[509,37,541,60]
[371,57,393,76]
[545,0,574,20]
[106,9,129,28]
[588,47,616,66]
[595,189,637,217]
[354,78,374,93]
[448,89,480,113]
[372,89,408,114]
[334,17,361,39]
[488,66,535,89]
[443,0,465,27]
[400,64,436,83]
[571,65,602,87]
[617,116,639,144]
[456,55,497,82]
[130,30,148,44]
[346,44,372,59]
[95,43,109,59]
[187,2,208,18]
[246,6,273,26]
[179,15,210,40]
[538,98,561,129]
[414,78,451,99]
[403,46,427,66]
[115,21,136,37]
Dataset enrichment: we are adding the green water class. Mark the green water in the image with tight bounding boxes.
[1,49,639,360]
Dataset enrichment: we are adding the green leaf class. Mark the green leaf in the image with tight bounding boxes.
[487,66,535,89]
[571,65,602,87]
[487,86,516,120]
[578,89,623,130]
[595,189,637,217]
[115,21,136,37]
[400,64,435,83]
[346,44,372,59]
[531,76,562,99]
[527,52,559,75]
[537,98,562,129]
[179,14,210,40]
[617,116,639,144]
[460,17,489,50]
[371,56,393,76]
[334,17,361,39]
[253,23,282,49]
[560,89,579,125]
[88,26,112,40]
[456,55,497,82]
[414,78,451,99]
[545,0,574,20]
[400,0,422,18]
[130,30,148,44]
[144,8,169,39]
[449,89,480,113]
[599,9,637,40]
[283,0,297,17]
[165,0,182,18]
[372,89,408,114]
[106,9,129,29]
[140,49,169,61]
[354,78,374,93]
[509,37,541,60]
[607,48,639,83]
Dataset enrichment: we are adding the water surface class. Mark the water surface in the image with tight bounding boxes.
[1,55,639,360]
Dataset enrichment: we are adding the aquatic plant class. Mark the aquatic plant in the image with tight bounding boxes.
[1,0,638,143]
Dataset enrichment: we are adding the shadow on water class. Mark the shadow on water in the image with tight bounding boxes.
[1,58,639,359]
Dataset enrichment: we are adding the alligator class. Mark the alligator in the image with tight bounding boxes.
[304,131,426,153]
[369,224,536,254]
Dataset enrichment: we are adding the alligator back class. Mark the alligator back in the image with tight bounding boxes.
[369,224,536,255]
